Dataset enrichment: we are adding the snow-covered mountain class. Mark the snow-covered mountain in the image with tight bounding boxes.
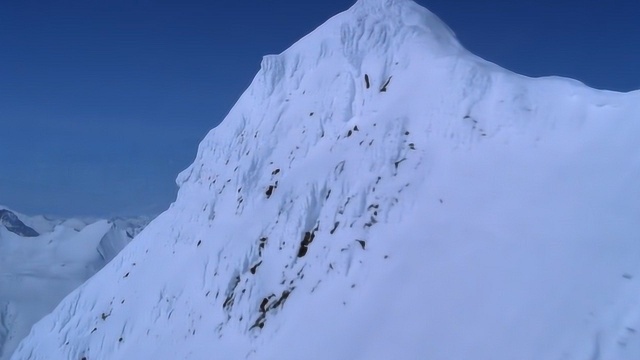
[0,207,97,235]
[0,209,39,237]
[12,0,640,359]
[0,208,147,359]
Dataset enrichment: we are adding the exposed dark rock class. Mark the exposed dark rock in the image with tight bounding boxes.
[330,222,340,235]
[266,185,275,198]
[380,76,392,92]
[0,209,39,237]
[250,261,263,274]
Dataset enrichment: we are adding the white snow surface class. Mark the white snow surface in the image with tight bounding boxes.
[0,209,146,359]
[13,0,640,359]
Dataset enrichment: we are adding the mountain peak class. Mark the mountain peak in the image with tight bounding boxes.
[352,0,409,8]
[12,1,640,360]
[249,0,461,112]
[347,0,460,50]
[0,209,39,237]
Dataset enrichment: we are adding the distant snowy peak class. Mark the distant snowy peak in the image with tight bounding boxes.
[0,206,149,238]
[108,216,150,239]
[98,217,151,263]
[0,209,39,237]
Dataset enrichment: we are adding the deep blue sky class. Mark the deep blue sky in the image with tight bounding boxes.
[1,0,638,217]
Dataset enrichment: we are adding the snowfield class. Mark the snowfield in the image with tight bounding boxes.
[12,0,640,359]
[0,208,146,359]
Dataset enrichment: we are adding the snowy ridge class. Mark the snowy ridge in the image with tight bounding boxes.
[13,1,640,359]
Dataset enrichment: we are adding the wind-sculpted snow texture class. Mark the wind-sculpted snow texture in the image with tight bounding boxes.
[13,0,640,359]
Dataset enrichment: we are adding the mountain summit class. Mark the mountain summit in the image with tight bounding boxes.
[12,1,640,359]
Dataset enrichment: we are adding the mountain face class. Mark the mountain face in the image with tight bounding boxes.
[0,210,147,360]
[12,0,640,359]
[0,210,39,237]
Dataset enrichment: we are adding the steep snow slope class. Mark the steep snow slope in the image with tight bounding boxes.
[13,0,640,359]
[0,209,147,360]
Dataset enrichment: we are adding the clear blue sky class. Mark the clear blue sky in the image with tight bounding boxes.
[1,0,638,217]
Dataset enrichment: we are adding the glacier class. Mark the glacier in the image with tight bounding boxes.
[0,208,146,360]
[12,0,640,359]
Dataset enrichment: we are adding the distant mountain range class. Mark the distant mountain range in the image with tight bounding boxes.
[0,206,149,359]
